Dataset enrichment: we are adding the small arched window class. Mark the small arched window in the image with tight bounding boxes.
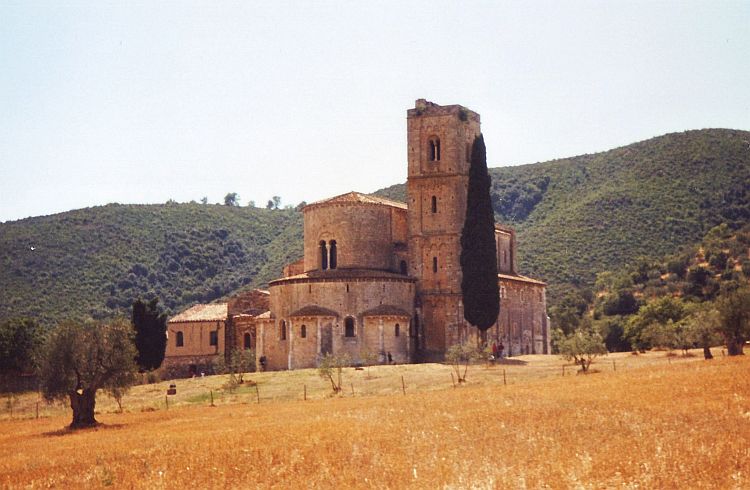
[329,240,337,269]
[433,256,438,273]
[319,241,328,270]
[395,324,400,337]
[428,138,441,161]
[176,331,184,347]
[280,320,287,340]
[400,260,408,275]
[301,324,307,338]
[243,332,252,350]
[344,317,355,337]
[431,196,437,213]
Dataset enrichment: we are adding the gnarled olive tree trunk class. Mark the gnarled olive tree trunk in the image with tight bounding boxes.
[69,389,98,428]
[726,337,744,356]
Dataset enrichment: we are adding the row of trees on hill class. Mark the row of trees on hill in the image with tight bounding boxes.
[549,223,750,360]
[0,298,168,428]
[221,193,307,210]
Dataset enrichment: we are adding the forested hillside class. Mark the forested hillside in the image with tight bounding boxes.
[1,128,748,326]
[0,204,302,326]
[377,129,750,301]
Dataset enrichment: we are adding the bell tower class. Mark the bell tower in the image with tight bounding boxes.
[406,99,481,360]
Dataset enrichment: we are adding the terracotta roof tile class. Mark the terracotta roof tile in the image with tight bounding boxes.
[498,274,546,286]
[289,305,340,318]
[361,305,411,317]
[305,191,407,210]
[169,303,228,322]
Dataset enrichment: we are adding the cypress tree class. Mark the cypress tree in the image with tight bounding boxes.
[131,298,168,371]
[460,134,500,331]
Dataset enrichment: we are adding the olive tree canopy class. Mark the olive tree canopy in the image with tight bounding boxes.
[39,318,138,429]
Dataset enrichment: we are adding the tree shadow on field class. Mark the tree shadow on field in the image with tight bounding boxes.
[496,358,527,366]
[41,423,126,438]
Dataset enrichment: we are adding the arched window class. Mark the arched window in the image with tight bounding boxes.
[176,331,184,347]
[428,137,441,161]
[280,320,287,340]
[431,196,437,213]
[433,256,438,273]
[400,260,408,275]
[301,324,307,338]
[329,240,337,269]
[344,317,355,337]
[319,241,328,270]
[243,332,251,350]
[395,324,400,337]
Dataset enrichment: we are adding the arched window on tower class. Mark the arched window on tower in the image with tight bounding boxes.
[395,324,400,337]
[329,240,337,269]
[175,331,184,347]
[344,317,355,337]
[428,137,441,161]
[431,196,437,213]
[280,320,287,340]
[400,260,408,275]
[319,241,328,270]
[300,324,307,338]
[243,332,251,350]
[433,256,438,273]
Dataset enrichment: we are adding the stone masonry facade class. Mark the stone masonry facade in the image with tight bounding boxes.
[165,100,549,375]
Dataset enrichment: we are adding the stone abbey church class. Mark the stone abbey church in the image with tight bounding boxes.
[165,100,550,374]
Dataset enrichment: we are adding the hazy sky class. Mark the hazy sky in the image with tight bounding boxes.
[1,1,748,222]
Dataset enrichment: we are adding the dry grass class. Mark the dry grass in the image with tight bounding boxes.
[1,351,748,488]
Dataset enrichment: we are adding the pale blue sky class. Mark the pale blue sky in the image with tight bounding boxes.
[1,1,748,222]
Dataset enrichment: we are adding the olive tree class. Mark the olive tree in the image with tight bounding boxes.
[318,353,351,394]
[683,307,722,360]
[558,327,607,373]
[39,318,138,429]
[445,343,483,383]
[717,286,750,355]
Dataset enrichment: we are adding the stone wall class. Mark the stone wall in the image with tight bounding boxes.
[166,320,225,358]
[303,202,408,273]
[264,274,415,369]
[494,278,549,355]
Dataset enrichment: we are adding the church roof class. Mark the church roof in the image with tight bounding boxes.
[169,303,228,322]
[498,273,546,286]
[361,305,411,317]
[270,268,416,285]
[305,191,407,211]
[289,305,340,318]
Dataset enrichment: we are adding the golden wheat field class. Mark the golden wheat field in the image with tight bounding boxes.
[1,352,749,489]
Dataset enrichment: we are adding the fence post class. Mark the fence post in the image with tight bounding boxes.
[503,369,507,386]
[304,384,307,401]
[210,390,215,407]
[450,372,456,388]
[401,375,406,395]
[562,365,565,376]
[165,395,168,410]
[255,384,260,404]
[35,401,39,419]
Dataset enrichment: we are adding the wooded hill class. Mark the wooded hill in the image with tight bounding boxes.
[0,205,302,326]
[1,128,748,326]
[377,129,750,302]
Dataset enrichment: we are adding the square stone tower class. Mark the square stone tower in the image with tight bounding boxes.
[406,99,481,360]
